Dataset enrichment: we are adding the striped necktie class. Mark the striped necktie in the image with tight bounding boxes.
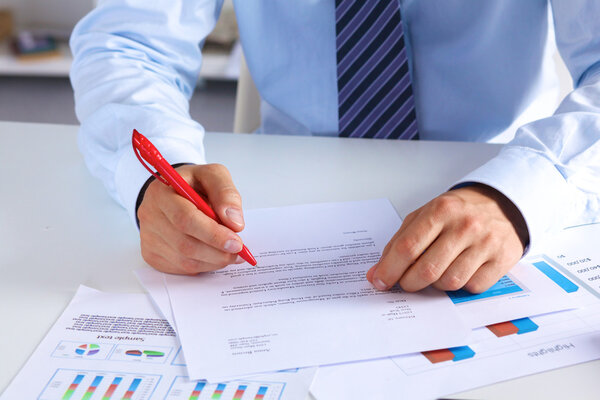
[336,0,419,139]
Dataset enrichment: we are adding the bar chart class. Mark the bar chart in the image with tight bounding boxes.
[446,275,524,304]
[38,369,160,400]
[394,306,600,375]
[164,377,285,400]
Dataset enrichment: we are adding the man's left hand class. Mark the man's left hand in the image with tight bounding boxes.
[366,184,529,293]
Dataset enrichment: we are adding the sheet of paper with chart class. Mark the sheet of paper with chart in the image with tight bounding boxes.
[311,304,600,400]
[0,286,316,400]
[445,258,575,328]
[310,222,600,400]
[164,199,471,381]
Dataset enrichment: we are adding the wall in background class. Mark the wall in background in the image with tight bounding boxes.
[0,0,95,32]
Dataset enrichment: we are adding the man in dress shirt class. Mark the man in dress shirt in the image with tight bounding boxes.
[70,1,600,293]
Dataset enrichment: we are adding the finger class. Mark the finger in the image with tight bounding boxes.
[147,206,241,266]
[462,261,509,294]
[157,187,245,255]
[379,209,420,259]
[370,214,444,290]
[432,247,488,291]
[192,164,245,232]
[142,232,231,275]
[366,209,422,282]
[398,231,470,292]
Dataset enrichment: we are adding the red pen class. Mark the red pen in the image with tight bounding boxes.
[132,129,257,266]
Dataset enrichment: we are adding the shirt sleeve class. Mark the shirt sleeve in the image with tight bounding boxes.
[70,0,224,226]
[455,0,600,254]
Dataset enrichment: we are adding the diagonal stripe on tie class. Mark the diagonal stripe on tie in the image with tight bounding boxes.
[336,0,419,140]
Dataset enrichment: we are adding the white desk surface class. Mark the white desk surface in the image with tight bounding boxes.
[1,121,599,399]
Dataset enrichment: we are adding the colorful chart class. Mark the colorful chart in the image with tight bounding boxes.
[211,383,226,399]
[487,317,539,337]
[532,260,579,293]
[39,369,160,400]
[422,346,476,364]
[101,377,122,400]
[188,381,206,400]
[75,344,100,356]
[254,386,268,400]
[165,377,285,400]
[61,374,84,400]
[232,384,247,400]
[125,349,165,358]
[446,275,523,304]
[122,378,141,399]
[81,375,103,400]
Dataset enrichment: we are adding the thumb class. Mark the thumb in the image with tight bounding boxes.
[192,163,245,232]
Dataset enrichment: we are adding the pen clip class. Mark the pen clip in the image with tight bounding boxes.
[132,129,169,186]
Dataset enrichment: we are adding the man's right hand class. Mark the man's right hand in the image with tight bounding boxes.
[137,164,246,274]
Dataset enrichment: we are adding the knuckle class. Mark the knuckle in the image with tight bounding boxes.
[220,187,242,202]
[392,237,421,259]
[174,237,196,258]
[417,261,442,284]
[171,210,193,233]
[206,163,230,177]
[179,257,201,275]
[440,275,464,291]
[431,195,457,216]
[460,215,483,235]
[464,279,488,294]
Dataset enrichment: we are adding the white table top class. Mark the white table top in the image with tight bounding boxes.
[1,121,599,399]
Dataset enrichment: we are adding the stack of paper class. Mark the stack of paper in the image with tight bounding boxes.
[5,199,600,399]
[135,199,600,398]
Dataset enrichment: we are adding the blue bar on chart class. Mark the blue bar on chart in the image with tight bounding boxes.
[254,386,269,400]
[446,275,523,304]
[211,383,226,399]
[62,374,85,400]
[122,378,141,400]
[448,346,476,361]
[532,261,579,293]
[188,381,206,400]
[512,317,539,334]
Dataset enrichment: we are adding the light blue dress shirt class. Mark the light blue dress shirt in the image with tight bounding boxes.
[70,0,600,252]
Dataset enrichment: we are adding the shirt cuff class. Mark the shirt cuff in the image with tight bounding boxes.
[452,146,573,255]
[115,136,206,228]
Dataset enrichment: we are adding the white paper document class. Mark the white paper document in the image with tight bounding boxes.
[1,286,316,400]
[311,305,600,400]
[310,222,600,399]
[164,199,472,380]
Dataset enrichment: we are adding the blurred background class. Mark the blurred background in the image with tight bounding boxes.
[0,0,240,131]
[0,1,573,132]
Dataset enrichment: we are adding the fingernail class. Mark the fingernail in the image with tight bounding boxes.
[373,278,389,291]
[226,208,244,227]
[234,256,245,264]
[224,239,243,253]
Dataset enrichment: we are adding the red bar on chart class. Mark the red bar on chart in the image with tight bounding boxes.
[487,321,519,337]
[422,348,455,364]
[254,386,268,400]
[232,384,247,400]
[101,376,122,400]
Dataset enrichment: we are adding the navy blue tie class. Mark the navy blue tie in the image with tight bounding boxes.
[336,0,419,139]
